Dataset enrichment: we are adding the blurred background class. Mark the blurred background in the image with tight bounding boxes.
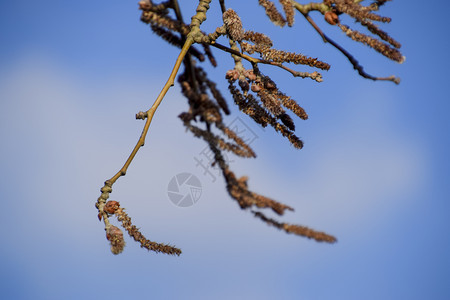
[1,1,449,299]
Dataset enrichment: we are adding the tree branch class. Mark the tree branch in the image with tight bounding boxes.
[210,41,323,82]
[96,0,213,249]
[296,7,400,84]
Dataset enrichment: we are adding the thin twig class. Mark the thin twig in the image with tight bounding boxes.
[96,37,193,227]
[219,0,227,13]
[110,38,193,184]
[210,41,323,82]
[97,0,212,221]
[172,0,199,92]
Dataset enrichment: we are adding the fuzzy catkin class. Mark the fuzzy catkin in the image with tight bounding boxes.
[259,0,286,27]
[339,24,404,63]
[279,0,295,26]
[223,9,244,42]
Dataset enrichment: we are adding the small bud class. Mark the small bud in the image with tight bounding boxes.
[251,84,261,93]
[246,70,257,81]
[104,201,120,214]
[226,69,239,81]
[136,111,147,120]
[98,213,103,221]
[324,11,339,25]
[138,1,151,11]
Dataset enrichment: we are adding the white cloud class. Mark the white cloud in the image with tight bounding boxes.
[0,52,428,259]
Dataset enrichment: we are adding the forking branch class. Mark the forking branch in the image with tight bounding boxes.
[96,0,403,255]
[96,0,210,255]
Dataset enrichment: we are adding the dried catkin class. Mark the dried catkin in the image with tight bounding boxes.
[223,9,244,42]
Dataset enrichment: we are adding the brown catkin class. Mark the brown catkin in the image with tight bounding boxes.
[262,48,331,70]
[279,0,295,26]
[253,211,337,243]
[106,225,125,255]
[279,95,308,120]
[325,0,391,23]
[150,24,205,62]
[228,81,304,149]
[115,207,182,256]
[223,9,244,42]
[361,20,401,48]
[339,24,404,63]
[258,89,285,117]
[243,31,273,49]
[140,10,189,35]
[258,0,286,27]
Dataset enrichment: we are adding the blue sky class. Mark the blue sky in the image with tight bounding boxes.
[1,1,449,299]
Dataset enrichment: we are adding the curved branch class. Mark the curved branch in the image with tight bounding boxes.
[300,12,400,84]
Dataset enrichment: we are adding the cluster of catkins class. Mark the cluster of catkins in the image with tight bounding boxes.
[101,200,182,255]
[97,0,403,255]
[324,0,404,63]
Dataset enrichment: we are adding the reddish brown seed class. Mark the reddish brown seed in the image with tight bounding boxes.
[104,201,120,214]
[324,11,339,25]
[106,225,123,241]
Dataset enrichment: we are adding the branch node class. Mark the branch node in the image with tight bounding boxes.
[136,111,148,120]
